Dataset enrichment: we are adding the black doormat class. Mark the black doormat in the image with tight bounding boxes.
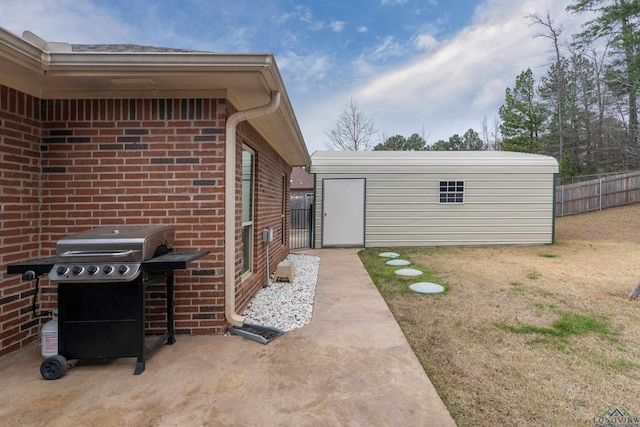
[227,323,284,344]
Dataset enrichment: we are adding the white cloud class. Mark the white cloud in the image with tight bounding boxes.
[211,26,259,52]
[472,78,508,109]
[352,55,376,78]
[0,0,590,155]
[273,5,327,31]
[368,36,406,61]
[272,11,296,25]
[0,0,137,43]
[329,21,346,32]
[380,0,409,5]
[294,5,314,24]
[414,33,439,51]
[341,0,582,148]
[278,51,332,91]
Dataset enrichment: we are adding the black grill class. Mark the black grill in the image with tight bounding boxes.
[7,226,209,378]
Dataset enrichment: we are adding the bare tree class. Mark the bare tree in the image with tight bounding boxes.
[481,116,490,149]
[324,98,377,151]
[492,116,502,151]
[528,11,567,159]
[569,0,640,147]
[376,130,390,147]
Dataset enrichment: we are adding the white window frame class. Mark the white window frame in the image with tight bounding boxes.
[438,180,465,204]
[241,145,255,276]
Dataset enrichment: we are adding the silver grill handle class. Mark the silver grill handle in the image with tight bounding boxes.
[59,250,135,258]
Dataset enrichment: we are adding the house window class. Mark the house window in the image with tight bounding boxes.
[241,146,255,275]
[281,173,286,245]
[439,180,465,204]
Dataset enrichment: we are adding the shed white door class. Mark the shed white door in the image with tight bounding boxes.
[322,178,365,247]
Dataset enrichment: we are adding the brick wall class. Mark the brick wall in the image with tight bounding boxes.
[0,85,291,355]
[0,86,43,354]
[235,120,291,311]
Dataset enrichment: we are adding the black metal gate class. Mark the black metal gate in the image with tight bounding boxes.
[290,205,313,250]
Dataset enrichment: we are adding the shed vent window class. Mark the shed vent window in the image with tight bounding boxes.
[439,180,465,204]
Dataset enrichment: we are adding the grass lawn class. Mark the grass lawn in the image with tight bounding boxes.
[358,203,640,427]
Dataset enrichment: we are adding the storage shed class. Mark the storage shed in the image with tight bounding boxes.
[310,151,559,248]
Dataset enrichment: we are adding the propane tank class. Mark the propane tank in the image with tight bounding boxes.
[40,311,58,359]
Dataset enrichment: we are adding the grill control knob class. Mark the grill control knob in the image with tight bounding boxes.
[87,265,99,275]
[71,266,83,275]
[117,265,129,275]
[56,266,68,276]
[102,265,114,275]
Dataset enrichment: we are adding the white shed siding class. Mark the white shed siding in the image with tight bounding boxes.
[311,151,559,248]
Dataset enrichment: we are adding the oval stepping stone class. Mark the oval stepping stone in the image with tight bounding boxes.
[409,282,445,294]
[386,259,410,266]
[394,268,422,277]
[379,252,399,258]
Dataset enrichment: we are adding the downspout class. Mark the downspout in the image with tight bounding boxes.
[225,91,281,327]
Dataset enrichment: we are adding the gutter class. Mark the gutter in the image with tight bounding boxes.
[0,29,45,73]
[224,91,281,327]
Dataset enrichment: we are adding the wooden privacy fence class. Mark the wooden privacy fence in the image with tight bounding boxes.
[555,171,640,217]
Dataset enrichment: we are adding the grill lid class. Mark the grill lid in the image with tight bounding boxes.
[55,225,174,260]
[50,225,175,282]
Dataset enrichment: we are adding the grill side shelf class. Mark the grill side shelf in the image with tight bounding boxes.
[7,257,56,276]
[141,250,210,271]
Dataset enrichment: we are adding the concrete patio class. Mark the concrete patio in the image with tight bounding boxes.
[0,248,455,426]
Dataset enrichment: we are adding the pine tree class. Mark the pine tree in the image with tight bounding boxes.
[499,69,549,153]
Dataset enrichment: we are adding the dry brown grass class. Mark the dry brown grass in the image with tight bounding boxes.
[361,203,640,427]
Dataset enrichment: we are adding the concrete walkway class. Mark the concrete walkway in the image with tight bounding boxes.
[0,248,456,426]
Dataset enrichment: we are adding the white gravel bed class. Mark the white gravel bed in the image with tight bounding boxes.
[242,253,320,332]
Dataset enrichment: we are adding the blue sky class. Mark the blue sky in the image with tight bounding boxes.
[0,0,587,153]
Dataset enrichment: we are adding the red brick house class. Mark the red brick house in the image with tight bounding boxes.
[290,167,314,199]
[0,28,310,355]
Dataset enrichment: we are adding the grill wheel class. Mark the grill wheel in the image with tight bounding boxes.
[40,355,68,380]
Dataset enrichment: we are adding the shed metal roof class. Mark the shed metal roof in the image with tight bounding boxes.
[310,151,559,174]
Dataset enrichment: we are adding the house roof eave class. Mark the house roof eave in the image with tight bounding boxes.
[0,27,311,166]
